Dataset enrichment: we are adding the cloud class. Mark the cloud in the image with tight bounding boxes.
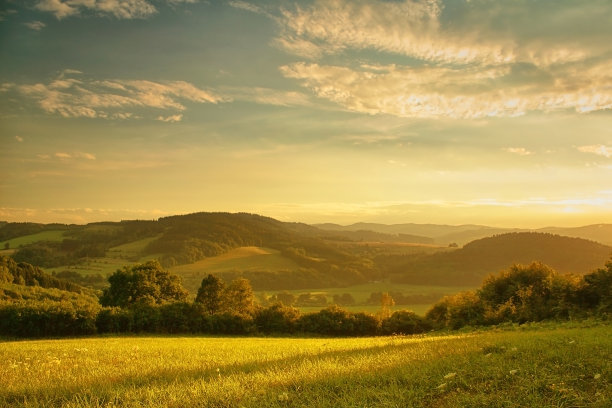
[578,145,612,158]
[226,87,311,107]
[276,0,612,67]
[156,114,183,122]
[228,1,263,14]
[0,207,173,224]
[280,61,612,119]
[273,1,612,119]
[504,147,533,156]
[5,72,224,119]
[24,21,46,31]
[15,136,24,142]
[35,0,157,20]
[55,152,72,159]
[77,152,96,160]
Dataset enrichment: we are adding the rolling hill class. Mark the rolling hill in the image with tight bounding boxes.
[2,215,611,292]
[315,222,612,246]
[386,232,612,286]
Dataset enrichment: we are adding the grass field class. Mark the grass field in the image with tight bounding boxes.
[1,322,609,407]
[106,236,161,261]
[260,282,475,316]
[171,247,302,294]
[1,230,66,249]
[296,304,433,316]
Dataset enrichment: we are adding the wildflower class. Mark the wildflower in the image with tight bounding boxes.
[568,340,575,344]
[444,372,457,379]
[436,383,447,390]
[594,373,601,380]
[278,392,289,401]
[484,353,492,358]
[510,347,517,352]
[509,369,518,375]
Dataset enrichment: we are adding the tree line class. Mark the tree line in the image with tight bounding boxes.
[0,255,611,338]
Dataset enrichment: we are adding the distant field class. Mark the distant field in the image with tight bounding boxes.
[296,304,433,316]
[106,235,161,260]
[1,322,609,407]
[272,281,475,303]
[171,246,301,293]
[259,281,474,315]
[1,230,66,249]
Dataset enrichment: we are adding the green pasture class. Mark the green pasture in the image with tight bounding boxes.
[272,281,475,302]
[106,236,161,260]
[171,247,301,294]
[296,303,432,316]
[1,322,609,407]
[1,230,66,249]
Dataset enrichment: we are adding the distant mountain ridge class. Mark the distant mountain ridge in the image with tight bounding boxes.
[2,214,611,292]
[384,232,612,286]
[314,222,612,246]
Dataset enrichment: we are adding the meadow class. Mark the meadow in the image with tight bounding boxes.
[1,321,609,407]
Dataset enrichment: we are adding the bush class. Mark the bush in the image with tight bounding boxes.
[96,307,133,333]
[382,310,431,335]
[211,312,256,335]
[255,303,301,334]
[0,300,99,337]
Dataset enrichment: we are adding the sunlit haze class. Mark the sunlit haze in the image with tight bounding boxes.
[1,0,611,227]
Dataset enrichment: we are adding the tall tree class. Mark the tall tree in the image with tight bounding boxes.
[195,274,226,314]
[100,261,188,307]
[222,278,256,316]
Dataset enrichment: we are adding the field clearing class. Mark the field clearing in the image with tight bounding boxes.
[296,304,433,316]
[277,281,474,300]
[44,255,158,278]
[171,247,301,293]
[106,236,161,260]
[171,247,299,274]
[1,230,66,249]
[0,322,609,407]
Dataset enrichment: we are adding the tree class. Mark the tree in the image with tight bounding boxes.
[222,278,256,316]
[100,261,188,307]
[195,274,226,314]
[379,292,395,319]
[576,258,612,313]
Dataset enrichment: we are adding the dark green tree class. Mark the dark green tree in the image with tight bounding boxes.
[195,274,226,314]
[100,261,188,307]
[222,278,256,316]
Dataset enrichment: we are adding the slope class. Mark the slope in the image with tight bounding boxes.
[387,232,612,286]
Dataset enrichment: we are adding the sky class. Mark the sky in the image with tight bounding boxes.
[1,0,611,228]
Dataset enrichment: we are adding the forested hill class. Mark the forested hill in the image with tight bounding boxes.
[315,222,612,246]
[0,255,90,295]
[386,232,612,286]
[1,213,379,289]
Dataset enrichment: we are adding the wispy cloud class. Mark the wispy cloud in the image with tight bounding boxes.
[0,207,172,224]
[228,1,263,14]
[15,136,24,142]
[4,72,224,119]
[24,21,46,31]
[35,0,157,20]
[280,61,612,119]
[276,0,611,67]
[275,0,612,119]
[156,114,183,122]
[578,145,612,158]
[226,86,311,107]
[504,147,533,156]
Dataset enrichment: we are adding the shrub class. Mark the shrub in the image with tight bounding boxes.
[382,310,431,335]
[255,303,301,334]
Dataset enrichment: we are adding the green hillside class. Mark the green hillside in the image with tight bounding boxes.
[170,246,302,293]
[387,232,612,286]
